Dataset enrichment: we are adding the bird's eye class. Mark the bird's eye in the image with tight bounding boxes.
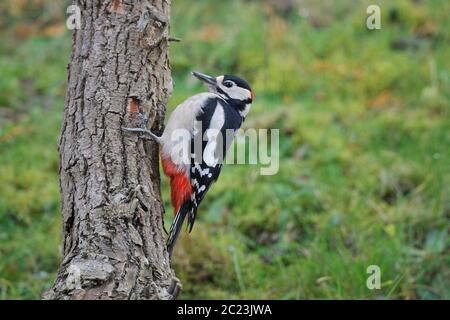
[223,81,233,88]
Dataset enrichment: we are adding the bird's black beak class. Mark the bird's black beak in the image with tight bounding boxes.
[192,71,217,87]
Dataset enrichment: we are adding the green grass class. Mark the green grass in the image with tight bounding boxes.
[0,0,449,299]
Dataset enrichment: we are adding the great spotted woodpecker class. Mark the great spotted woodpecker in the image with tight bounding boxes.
[123,71,253,258]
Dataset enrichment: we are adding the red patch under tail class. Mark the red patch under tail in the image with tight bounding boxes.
[161,156,192,215]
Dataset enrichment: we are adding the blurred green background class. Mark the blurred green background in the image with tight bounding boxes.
[0,0,449,299]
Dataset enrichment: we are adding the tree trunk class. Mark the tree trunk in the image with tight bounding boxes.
[43,0,180,300]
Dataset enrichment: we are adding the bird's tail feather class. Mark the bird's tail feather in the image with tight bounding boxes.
[167,202,191,258]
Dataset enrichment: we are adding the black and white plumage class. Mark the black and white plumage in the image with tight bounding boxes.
[123,71,254,259]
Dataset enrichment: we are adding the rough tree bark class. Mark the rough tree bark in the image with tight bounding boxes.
[43,0,180,300]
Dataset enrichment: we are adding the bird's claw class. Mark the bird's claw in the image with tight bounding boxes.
[121,127,161,142]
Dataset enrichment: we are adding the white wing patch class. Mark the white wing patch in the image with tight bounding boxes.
[203,130,219,167]
[203,103,225,167]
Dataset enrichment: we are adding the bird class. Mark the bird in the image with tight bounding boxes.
[123,71,254,258]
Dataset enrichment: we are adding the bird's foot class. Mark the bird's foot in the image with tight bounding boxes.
[122,127,162,143]
[123,111,162,142]
[121,127,149,140]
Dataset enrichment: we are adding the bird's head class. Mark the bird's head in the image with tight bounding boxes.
[192,71,254,117]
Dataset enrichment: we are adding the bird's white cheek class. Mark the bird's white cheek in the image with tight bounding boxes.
[228,86,249,101]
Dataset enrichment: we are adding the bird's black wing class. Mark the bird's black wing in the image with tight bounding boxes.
[186,97,242,231]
